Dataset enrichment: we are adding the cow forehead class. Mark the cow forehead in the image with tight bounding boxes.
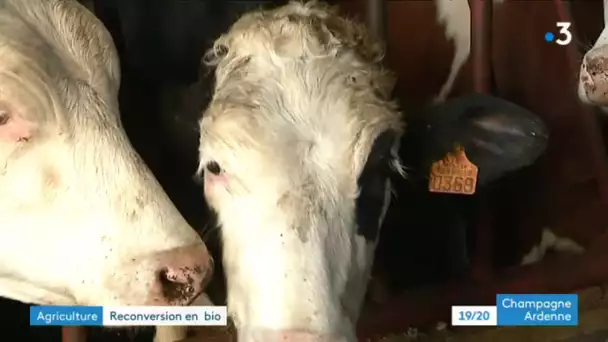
[0,16,53,89]
[0,9,63,78]
[200,97,398,183]
[210,4,386,84]
[201,5,402,178]
[1,0,120,102]
[0,11,94,126]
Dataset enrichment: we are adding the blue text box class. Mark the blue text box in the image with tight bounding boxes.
[30,306,103,326]
[496,294,578,326]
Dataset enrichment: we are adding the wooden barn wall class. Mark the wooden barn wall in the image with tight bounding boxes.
[335,0,608,267]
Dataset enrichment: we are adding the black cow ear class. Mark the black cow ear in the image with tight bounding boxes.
[451,95,549,185]
[402,94,549,186]
[366,129,399,168]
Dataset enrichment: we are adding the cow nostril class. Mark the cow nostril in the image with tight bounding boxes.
[585,56,608,76]
[151,244,212,305]
[158,267,198,304]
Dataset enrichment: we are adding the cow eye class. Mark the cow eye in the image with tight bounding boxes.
[205,161,222,175]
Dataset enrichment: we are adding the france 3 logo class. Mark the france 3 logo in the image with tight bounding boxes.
[544,22,572,45]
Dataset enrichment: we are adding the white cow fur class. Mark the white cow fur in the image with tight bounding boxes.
[0,0,209,310]
[433,0,471,103]
[520,228,585,265]
[433,0,504,102]
[578,0,608,113]
[194,1,403,341]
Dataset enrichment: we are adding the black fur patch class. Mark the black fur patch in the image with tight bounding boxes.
[355,130,396,242]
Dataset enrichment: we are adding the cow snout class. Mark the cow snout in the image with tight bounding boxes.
[152,244,214,305]
[580,55,608,105]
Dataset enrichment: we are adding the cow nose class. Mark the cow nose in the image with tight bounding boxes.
[586,55,608,72]
[154,244,214,305]
[581,56,608,105]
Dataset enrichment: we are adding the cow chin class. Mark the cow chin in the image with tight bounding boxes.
[237,329,351,342]
[578,80,608,111]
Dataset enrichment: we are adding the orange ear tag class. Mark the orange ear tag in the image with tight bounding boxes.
[428,145,478,195]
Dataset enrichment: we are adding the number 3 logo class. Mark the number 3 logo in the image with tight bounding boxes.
[556,22,572,46]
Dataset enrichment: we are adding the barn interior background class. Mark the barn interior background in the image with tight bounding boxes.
[338,0,608,340]
[4,0,608,341]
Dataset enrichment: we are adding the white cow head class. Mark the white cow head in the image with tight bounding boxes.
[198,2,403,341]
[579,0,608,112]
[0,0,213,306]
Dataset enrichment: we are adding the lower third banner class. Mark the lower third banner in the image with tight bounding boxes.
[496,294,578,326]
[30,306,228,326]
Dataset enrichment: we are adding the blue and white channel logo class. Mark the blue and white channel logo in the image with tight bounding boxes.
[497,294,578,326]
[452,293,578,327]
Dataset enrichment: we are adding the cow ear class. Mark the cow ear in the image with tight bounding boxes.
[0,103,35,142]
[403,94,549,186]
